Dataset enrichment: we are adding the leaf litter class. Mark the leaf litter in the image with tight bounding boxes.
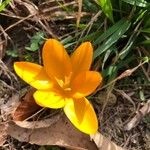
[0,123,7,147]
[12,88,41,121]
[8,87,124,150]
[8,115,97,150]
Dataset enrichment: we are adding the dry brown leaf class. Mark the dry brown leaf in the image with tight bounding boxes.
[0,92,20,119]
[8,115,97,150]
[12,88,41,121]
[14,0,38,16]
[7,88,124,149]
[15,113,61,129]
[8,113,125,150]
[0,123,7,146]
[125,99,150,131]
[91,132,125,150]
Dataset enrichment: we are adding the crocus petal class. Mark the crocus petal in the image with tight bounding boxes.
[34,90,65,108]
[71,71,102,98]
[14,62,53,90]
[71,42,93,76]
[42,39,71,83]
[64,98,98,134]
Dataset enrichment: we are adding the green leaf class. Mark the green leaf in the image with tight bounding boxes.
[102,49,111,70]
[25,31,45,52]
[102,65,118,82]
[140,28,150,33]
[25,43,39,52]
[6,50,18,58]
[0,0,11,12]
[97,0,114,22]
[64,42,76,49]
[32,32,45,42]
[122,0,148,7]
[30,42,39,51]
[83,0,99,12]
[119,31,138,59]
[134,10,147,25]
[94,19,131,59]
[142,56,150,63]
[24,53,34,62]
[61,36,74,44]
[102,46,117,70]
[102,55,134,79]
[140,39,150,45]
[94,19,126,45]
[80,31,101,42]
[117,55,135,69]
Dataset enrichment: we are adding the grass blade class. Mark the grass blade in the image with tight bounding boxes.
[0,0,11,12]
[122,0,148,7]
[94,19,131,59]
[97,0,114,22]
[94,19,126,45]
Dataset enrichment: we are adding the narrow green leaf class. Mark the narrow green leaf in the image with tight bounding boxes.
[97,0,114,22]
[61,36,74,44]
[102,46,117,70]
[94,19,131,59]
[64,42,76,49]
[0,0,11,12]
[94,19,126,45]
[140,39,150,45]
[102,55,134,78]
[140,28,150,33]
[80,31,100,42]
[102,65,118,81]
[134,10,147,25]
[102,49,111,70]
[122,0,148,7]
[84,0,99,12]
[119,32,138,59]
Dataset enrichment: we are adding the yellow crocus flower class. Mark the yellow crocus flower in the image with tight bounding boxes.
[14,39,102,134]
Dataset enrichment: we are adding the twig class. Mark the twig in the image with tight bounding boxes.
[95,60,148,92]
[124,99,150,131]
[76,0,82,27]
[114,89,136,111]
[0,14,35,35]
[76,10,102,47]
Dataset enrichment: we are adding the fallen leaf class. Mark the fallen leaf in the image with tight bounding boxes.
[124,99,150,131]
[0,123,7,146]
[8,88,124,150]
[14,0,38,16]
[0,92,20,120]
[13,88,41,121]
[8,115,97,150]
[91,132,125,150]
[15,113,61,129]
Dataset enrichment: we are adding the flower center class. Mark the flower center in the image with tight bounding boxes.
[54,72,73,97]
[63,72,72,91]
